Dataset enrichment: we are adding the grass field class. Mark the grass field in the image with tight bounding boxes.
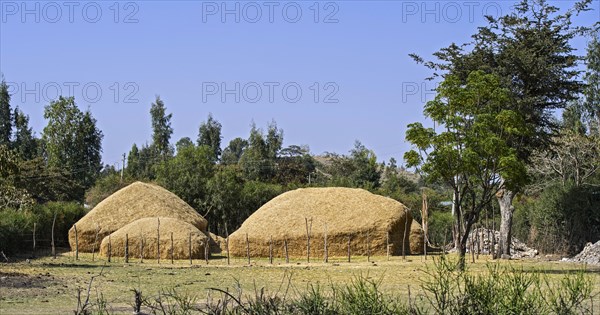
[1,249,599,314]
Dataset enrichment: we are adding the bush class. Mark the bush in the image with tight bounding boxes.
[0,201,85,255]
[516,183,600,255]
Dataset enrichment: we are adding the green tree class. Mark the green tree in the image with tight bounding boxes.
[0,79,11,147]
[42,97,103,200]
[239,122,283,181]
[155,144,215,213]
[197,113,222,161]
[583,33,600,131]
[275,145,316,185]
[126,143,141,178]
[222,137,248,165]
[206,165,245,233]
[150,96,173,161]
[12,107,38,160]
[405,71,527,269]
[176,137,194,152]
[0,145,33,210]
[411,0,591,257]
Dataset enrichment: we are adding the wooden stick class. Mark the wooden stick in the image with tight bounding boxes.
[225,224,230,266]
[32,222,36,257]
[189,231,192,265]
[125,233,129,263]
[140,230,144,263]
[246,233,250,265]
[92,225,99,262]
[205,227,210,265]
[157,218,160,264]
[170,232,174,264]
[205,238,209,265]
[74,224,79,261]
[269,235,273,264]
[324,224,328,263]
[108,234,112,263]
[367,230,371,263]
[386,231,390,261]
[402,213,408,260]
[348,235,352,263]
[51,212,57,259]
[305,218,312,263]
[284,238,289,264]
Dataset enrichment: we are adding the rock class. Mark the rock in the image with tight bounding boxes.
[563,240,600,265]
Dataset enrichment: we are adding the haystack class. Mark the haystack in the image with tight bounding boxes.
[99,217,208,260]
[69,182,207,252]
[228,187,424,258]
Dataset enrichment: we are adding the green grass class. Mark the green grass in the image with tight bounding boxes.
[1,251,599,314]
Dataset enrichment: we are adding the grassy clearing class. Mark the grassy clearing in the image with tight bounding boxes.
[1,250,599,314]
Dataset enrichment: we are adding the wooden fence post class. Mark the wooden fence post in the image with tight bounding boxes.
[269,235,273,265]
[246,233,250,265]
[367,230,371,263]
[32,222,36,257]
[157,218,161,264]
[74,224,79,261]
[92,225,99,262]
[324,224,328,263]
[140,230,144,263]
[386,231,390,261]
[284,238,289,264]
[51,212,57,259]
[171,232,174,264]
[125,233,129,263]
[108,234,112,263]
[402,213,408,260]
[225,224,230,266]
[305,218,312,263]
[348,235,352,263]
[189,231,192,265]
[204,226,210,265]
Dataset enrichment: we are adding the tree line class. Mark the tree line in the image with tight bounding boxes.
[1,0,599,263]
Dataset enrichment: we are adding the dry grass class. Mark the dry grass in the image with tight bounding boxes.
[68,182,208,252]
[1,251,599,314]
[229,187,424,258]
[99,217,208,260]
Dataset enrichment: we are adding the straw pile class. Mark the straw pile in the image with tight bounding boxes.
[99,217,208,259]
[69,182,207,252]
[228,187,424,258]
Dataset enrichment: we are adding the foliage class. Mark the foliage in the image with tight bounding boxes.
[419,256,594,315]
[0,78,11,147]
[197,113,223,161]
[11,107,38,160]
[583,32,600,130]
[515,183,600,255]
[405,71,527,268]
[42,96,103,200]
[0,201,85,255]
[239,122,283,181]
[85,173,132,208]
[150,96,174,161]
[155,144,215,214]
[222,137,248,165]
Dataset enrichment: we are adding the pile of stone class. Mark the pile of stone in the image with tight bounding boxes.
[562,241,600,265]
[453,227,538,259]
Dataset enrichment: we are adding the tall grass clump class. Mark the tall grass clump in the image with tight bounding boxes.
[420,255,596,315]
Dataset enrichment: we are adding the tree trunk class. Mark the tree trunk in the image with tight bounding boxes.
[496,187,515,258]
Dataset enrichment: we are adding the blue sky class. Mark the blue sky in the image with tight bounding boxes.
[1,0,598,167]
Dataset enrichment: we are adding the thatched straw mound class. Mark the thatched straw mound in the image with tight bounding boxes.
[69,182,207,252]
[99,217,208,260]
[228,187,424,258]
